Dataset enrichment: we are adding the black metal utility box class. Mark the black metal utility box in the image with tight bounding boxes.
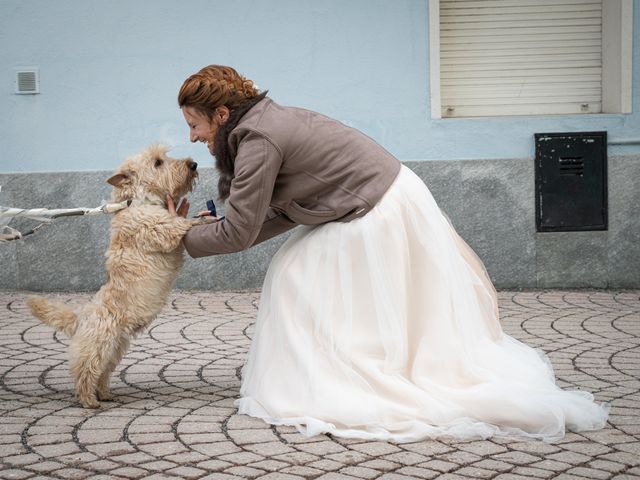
[534,131,608,232]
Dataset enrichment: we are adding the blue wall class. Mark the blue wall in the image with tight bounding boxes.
[1,0,638,173]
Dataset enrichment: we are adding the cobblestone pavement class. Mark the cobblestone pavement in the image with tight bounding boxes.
[1,290,639,480]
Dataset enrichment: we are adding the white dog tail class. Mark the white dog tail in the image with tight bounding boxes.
[26,296,78,337]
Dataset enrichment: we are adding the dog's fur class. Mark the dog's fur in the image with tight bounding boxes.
[27,145,201,408]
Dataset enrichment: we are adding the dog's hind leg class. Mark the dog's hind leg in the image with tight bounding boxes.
[97,335,130,401]
[70,343,103,408]
[70,324,121,408]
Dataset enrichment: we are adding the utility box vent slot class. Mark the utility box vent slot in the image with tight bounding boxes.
[558,157,584,176]
[14,68,39,94]
[535,131,607,232]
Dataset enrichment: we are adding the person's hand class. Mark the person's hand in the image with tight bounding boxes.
[166,195,190,218]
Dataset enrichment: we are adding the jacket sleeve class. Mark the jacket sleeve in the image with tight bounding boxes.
[183,131,283,257]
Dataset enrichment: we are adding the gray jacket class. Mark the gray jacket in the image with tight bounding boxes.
[183,97,401,257]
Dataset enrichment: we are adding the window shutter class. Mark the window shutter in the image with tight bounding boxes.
[440,0,603,117]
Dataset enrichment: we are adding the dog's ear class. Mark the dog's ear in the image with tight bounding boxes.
[106,172,130,187]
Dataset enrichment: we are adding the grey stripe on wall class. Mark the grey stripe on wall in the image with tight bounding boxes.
[1,155,638,291]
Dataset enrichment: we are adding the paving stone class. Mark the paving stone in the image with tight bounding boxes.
[378,473,426,480]
[589,459,627,473]
[217,451,264,465]
[440,450,483,464]
[141,474,183,480]
[192,474,237,480]
[401,441,453,456]
[85,442,137,457]
[358,459,400,472]
[418,459,458,473]
[226,428,278,444]
[0,289,638,480]
[601,451,640,466]
[566,466,612,479]
[384,451,431,466]
[0,470,33,480]
[315,473,360,480]
[296,441,348,455]
[1,454,42,467]
[165,466,206,479]
[49,468,93,479]
[511,466,556,478]
[242,441,296,456]
[339,466,380,479]
[395,466,440,479]
[26,461,66,472]
[258,473,306,480]
[31,442,81,458]
[307,459,346,472]
[459,440,509,456]
[325,451,370,465]
[471,459,513,472]
[493,474,538,480]
[109,467,149,479]
[494,450,541,465]
[195,460,234,471]
[272,451,320,465]
[223,466,266,478]
[348,442,401,456]
[162,451,209,464]
[280,465,325,477]
[177,433,226,444]
[137,441,188,457]
[111,451,157,464]
[562,441,613,456]
[546,450,592,465]
[456,466,496,479]
[246,459,290,472]
[192,441,242,456]
[625,466,640,476]
[82,459,121,471]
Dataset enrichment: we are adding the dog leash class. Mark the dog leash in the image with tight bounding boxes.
[0,200,131,242]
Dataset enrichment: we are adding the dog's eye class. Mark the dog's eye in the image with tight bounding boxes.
[154,159,163,168]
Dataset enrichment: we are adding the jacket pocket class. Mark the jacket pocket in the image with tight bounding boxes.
[287,201,337,225]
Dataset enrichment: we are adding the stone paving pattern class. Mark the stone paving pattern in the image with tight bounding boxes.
[0,290,639,480]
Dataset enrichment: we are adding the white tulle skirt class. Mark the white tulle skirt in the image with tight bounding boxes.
[236,166,609,443]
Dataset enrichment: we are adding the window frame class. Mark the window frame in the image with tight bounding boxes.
[428,0,634,119]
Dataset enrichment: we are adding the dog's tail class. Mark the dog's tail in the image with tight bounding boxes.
[26,296,78,337]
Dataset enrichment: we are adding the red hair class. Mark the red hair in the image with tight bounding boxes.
[178,65,259,118]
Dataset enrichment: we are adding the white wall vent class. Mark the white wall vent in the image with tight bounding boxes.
[14,68,40,94]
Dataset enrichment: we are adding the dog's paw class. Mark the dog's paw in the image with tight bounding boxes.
[190,216,218,226]
[78,396,101,409]
[97,390,113,401]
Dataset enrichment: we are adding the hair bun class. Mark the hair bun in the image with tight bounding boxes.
[241,79,257,97]
[178,65,261,111]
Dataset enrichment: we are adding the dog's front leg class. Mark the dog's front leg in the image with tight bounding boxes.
[131,210,193,253]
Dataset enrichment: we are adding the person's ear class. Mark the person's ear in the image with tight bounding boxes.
[215,106,230,124]
[106,171,131,187]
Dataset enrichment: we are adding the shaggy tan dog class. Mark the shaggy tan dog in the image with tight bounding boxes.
[27,145,203,408]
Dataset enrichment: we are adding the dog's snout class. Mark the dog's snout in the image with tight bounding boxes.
[188,160,198,171]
